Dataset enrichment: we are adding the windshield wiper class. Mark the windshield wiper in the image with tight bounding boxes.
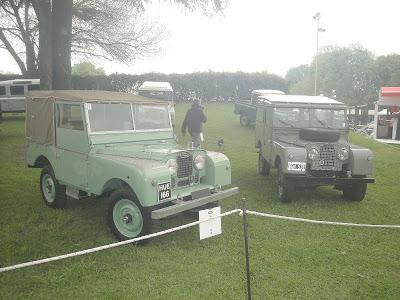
[313,116,334,129]
[278,119,294,127]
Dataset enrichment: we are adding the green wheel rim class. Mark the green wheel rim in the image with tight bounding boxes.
[42,174,56,203]
[113,199,143,238]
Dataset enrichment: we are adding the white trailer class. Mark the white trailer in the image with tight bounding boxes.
[0,79,40,120]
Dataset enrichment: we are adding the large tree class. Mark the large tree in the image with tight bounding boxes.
[1,0,227,89]
[287,45,379,105]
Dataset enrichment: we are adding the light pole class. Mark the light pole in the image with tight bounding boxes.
[313,12,326,96]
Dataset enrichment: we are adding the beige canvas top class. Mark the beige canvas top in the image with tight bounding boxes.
[26,90,167,145]
[27,90,166,104]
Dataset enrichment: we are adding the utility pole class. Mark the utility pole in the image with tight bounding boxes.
[313,12,326,96]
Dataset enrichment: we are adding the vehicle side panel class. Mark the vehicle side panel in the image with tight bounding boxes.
[202,151,231,187]
[349,148,373,175]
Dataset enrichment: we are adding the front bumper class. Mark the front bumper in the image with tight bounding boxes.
[286,176,375,186]
[151,187,239,219]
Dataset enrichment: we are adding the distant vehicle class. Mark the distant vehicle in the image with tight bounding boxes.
[0,79,40,121]
[234,89,285,126]
[26,90,238,241]
[255,94,375,203]
[138,81,175,125]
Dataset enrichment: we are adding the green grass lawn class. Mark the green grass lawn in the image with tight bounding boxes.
[0,103,399,299]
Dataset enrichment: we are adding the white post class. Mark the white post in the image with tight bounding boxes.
[373,102,378,139]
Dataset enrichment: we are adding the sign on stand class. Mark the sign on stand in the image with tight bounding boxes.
[199,206,222,240]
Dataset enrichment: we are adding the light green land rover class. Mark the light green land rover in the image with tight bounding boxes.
[26,90,238,241]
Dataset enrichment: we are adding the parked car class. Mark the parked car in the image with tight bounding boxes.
[138,81,175,126]
[255,94,375,202]
[234,89,285,126]
[26,90,238,241]
[0,79,39,121]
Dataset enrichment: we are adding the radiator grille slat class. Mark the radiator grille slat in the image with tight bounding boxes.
[177,152,193,179]
[309,144,342,171]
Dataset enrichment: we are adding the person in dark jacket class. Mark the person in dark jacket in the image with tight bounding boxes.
[181,99,207,147]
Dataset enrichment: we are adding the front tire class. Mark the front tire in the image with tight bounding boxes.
[240,114,249,127]
[277,162,292,203]
[40,165,67,208]
[343,183,367,202]
[258,151,270,176]
[108,188,151,243]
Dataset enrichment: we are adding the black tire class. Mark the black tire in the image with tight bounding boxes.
[343,183,367,202]
[258,151,270,176]
[276,162,292,203]
[108,188,151,244]
[40,165,67,208]
[240,114,249,127]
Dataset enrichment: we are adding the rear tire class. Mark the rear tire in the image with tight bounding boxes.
[108,188,151,244]
[240,114,249,126]
[40,165,67,208]
[343,183,367,202]
[277,162,292,203]
[258,151,270,176]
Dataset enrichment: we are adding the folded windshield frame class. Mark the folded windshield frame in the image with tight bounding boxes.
[272,106,348,130]
[84,102,172,135]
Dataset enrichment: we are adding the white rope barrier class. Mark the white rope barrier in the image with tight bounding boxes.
[1,207,399,274]
[0,209,242,273]
[246,210,400,228]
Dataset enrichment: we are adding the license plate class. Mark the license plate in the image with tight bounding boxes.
[288,162,306,172]
[158,182,171,201]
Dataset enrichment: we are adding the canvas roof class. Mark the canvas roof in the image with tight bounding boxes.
[27,90,165,104]
[26,90,166,145]
[258,94,345,106]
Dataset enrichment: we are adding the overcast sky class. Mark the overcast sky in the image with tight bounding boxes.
[1,0,399,77]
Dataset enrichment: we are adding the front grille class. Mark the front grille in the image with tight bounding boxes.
[177,179,190,187]
[319,144,336,168]
[309,144,341,171]
[177,151,193,178]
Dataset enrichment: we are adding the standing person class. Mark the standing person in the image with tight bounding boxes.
[181,99,207,148]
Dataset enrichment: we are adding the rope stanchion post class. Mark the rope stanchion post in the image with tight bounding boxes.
[242,198,252,300]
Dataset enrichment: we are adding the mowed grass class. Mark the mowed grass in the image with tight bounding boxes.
[0,103,399,299]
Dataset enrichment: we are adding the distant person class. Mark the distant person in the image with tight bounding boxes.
[181,99,207,148]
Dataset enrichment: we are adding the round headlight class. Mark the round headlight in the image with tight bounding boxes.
[194,155,205,170]
[338,147,349,161]
[166,159,177,175]
[308,148,319,161]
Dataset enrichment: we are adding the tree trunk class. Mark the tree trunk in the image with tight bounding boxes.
[33,0,53,90]
[52,0,73,90]
[24,3,38,78]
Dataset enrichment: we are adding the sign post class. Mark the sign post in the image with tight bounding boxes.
[242,198,252,300]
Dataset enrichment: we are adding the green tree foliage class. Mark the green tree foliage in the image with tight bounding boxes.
[285,46,400,106]
[72,62,105,76]
[374,54,400,87]
[285,64,309,87]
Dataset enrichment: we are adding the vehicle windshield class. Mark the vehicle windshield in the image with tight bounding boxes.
[273,107,347,129]
[87,102,171,133]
